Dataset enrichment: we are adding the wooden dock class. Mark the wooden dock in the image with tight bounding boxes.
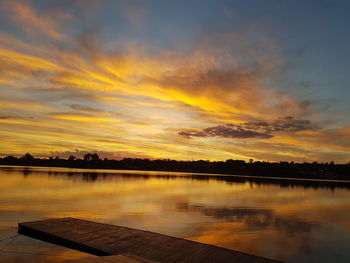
[18,218,281,263]
[61,254,159,263]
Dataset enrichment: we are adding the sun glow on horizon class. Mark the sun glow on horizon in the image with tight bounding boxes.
[0,0,350,162]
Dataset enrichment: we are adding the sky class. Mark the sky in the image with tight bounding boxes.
[0,0,350,162]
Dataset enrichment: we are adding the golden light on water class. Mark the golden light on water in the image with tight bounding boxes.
[1,167,350,262]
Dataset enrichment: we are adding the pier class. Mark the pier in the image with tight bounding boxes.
[18,217,281,263]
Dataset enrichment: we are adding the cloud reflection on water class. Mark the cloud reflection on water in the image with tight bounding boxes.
[177,202,313,235]
[0,166,350,262]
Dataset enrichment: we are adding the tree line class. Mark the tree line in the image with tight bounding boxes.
[1,153,350,181]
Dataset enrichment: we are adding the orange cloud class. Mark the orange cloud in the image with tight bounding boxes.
[0,3,349,162]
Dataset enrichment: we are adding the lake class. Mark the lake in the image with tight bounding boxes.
[0,165,350,263]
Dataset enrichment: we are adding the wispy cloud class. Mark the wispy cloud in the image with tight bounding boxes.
[0,1,349,162]
[4,0,64,39]
[70,104,123,117]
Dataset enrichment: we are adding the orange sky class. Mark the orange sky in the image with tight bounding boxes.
[0,1,350,162]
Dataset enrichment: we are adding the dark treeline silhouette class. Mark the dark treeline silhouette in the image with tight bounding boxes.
[1,153,350,181]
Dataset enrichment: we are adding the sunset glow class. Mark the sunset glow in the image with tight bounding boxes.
[1,1,350,162]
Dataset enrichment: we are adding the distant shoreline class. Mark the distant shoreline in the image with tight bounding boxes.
[2,163,350,186]
[1,153,350,185]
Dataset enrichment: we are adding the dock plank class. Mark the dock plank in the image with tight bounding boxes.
[18,217,282,263]
[62,254,159,263]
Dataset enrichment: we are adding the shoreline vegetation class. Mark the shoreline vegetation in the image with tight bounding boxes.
[1,153,350,183]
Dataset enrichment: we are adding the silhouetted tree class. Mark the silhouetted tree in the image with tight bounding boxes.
[4,155,16,161]
[91,153,99,161]
[21,153,34,161]
[1,152,350,182]
[68,155,76,161]
[84,153,92,162]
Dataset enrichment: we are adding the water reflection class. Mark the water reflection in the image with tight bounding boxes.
[0,166,350,263]
[2,165,350,190]
[0,228,91,263]
[177,203,313,234]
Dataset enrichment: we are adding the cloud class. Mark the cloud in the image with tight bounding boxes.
[0,22,301,123]
[0,116,12,119]
[270,116,313,132]
[0,98,51,111]
[50,112,120,123]
[4,0,64,40]
[142,57,280,118]
[235,116,314,133]
[179,125,273,139]
[179,116,314,139]
[76,29,100,57]
[3,0,101,41]
[0,1,349,162]
[70,104,123,118]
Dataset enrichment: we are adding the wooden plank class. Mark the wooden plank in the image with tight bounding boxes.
[18,218,282,263]
[62,254,159,263]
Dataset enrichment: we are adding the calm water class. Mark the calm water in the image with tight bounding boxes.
[1,166,350,263]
